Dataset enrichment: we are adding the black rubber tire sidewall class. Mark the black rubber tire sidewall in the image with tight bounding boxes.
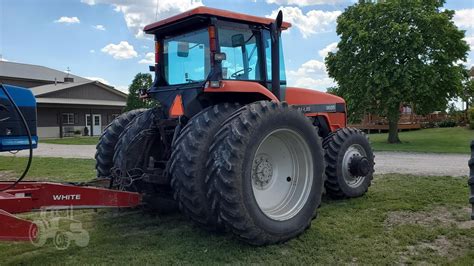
[239,108,324,236]
[95,109,145,178]
[335,133,373,197]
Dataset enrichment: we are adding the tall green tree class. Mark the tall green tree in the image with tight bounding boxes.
[461,78,474,112]
[125,73,153,111]
[326,0,469,143]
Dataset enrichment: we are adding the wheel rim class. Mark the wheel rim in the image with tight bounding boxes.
[342,144,367,188]
[251,129,313,221]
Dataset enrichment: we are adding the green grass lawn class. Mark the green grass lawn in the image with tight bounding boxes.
[0,156,95,182]
[40,137,100,145]
[369,127,473,154]
[0,157,473,264]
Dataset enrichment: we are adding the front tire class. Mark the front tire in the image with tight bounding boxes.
[323,128,374,198]
[208,101,325,245]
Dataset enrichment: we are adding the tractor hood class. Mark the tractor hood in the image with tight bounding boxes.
[285,87,345,106]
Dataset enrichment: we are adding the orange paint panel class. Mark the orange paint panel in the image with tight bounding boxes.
[304,112,346,131]
[204,80,279,102]
[144,7,291,33]
[287,86,347,131]
[326,113,346,131]
[285,87,345,105]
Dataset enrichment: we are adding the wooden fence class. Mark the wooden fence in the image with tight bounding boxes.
[350,113,448,132]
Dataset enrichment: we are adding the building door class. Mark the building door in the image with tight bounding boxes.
[85,114,102,136]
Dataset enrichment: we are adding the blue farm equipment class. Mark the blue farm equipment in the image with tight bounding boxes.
[0,84,38,152]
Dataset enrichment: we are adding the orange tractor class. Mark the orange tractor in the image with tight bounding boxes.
[95,7,375,245]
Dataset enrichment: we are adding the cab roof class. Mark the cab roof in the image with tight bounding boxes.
[144,7,291,34]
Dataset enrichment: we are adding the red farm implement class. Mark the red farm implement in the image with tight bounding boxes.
[0,181,140,242]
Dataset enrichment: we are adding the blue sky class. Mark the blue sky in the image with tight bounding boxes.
[1,0,473,93]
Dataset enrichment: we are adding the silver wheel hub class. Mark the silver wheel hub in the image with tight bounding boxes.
[251,129,314,221]
[252,155,273,189]
[342,144,368,188]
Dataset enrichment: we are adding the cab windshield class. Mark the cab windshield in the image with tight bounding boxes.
[163,28,210,85]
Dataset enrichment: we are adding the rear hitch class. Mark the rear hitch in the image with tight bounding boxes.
[469,140,474,220]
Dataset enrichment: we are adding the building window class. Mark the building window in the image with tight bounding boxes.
[62,113,74,125]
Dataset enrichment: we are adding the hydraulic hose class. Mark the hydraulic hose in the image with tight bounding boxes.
[0,83,33,192]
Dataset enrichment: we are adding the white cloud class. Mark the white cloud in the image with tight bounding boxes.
[465,36,474,51]
[266,0,346,6]
[90,49,96,53]
[138,52,155,64]
[81,0,203,38]
[85,76,110,85]
[288,76,336,90]
[93,24,106,31]
[318,42,338,59]
[54,16,80,24]
[453,9,474,30]
[115,85,129,93]
[101,41,138,59]
[0,57,8,62]
[289,59,327,77]
[267,7,341,38]
[287,59,336,90]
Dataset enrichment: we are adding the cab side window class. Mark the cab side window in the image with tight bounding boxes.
[219,27,261,80]
[263,30,286,83]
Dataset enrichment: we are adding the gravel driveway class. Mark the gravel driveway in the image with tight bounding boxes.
[0,143,96,159]
[374,151,469,177]
[0,144,470,177]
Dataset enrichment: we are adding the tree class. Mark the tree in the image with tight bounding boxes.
[461,78,474,112]
[125,73,154,111]
[327,86,364,124]
[326,0,469,143]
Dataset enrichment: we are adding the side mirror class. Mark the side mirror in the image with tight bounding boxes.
[231,34,245,47]
[177,42,189,57]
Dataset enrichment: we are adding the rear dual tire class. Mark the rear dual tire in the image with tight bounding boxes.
[169,103,241,230]
[112,108,177,213]
[207,101,325,245]
[95,109,145,178]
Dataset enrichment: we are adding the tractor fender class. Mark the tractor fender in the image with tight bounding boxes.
[203,80,279,102]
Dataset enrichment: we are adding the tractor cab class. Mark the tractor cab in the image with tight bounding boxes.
[143,7,290,117]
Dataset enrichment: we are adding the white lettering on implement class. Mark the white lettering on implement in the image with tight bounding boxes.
[52,194,81,201]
